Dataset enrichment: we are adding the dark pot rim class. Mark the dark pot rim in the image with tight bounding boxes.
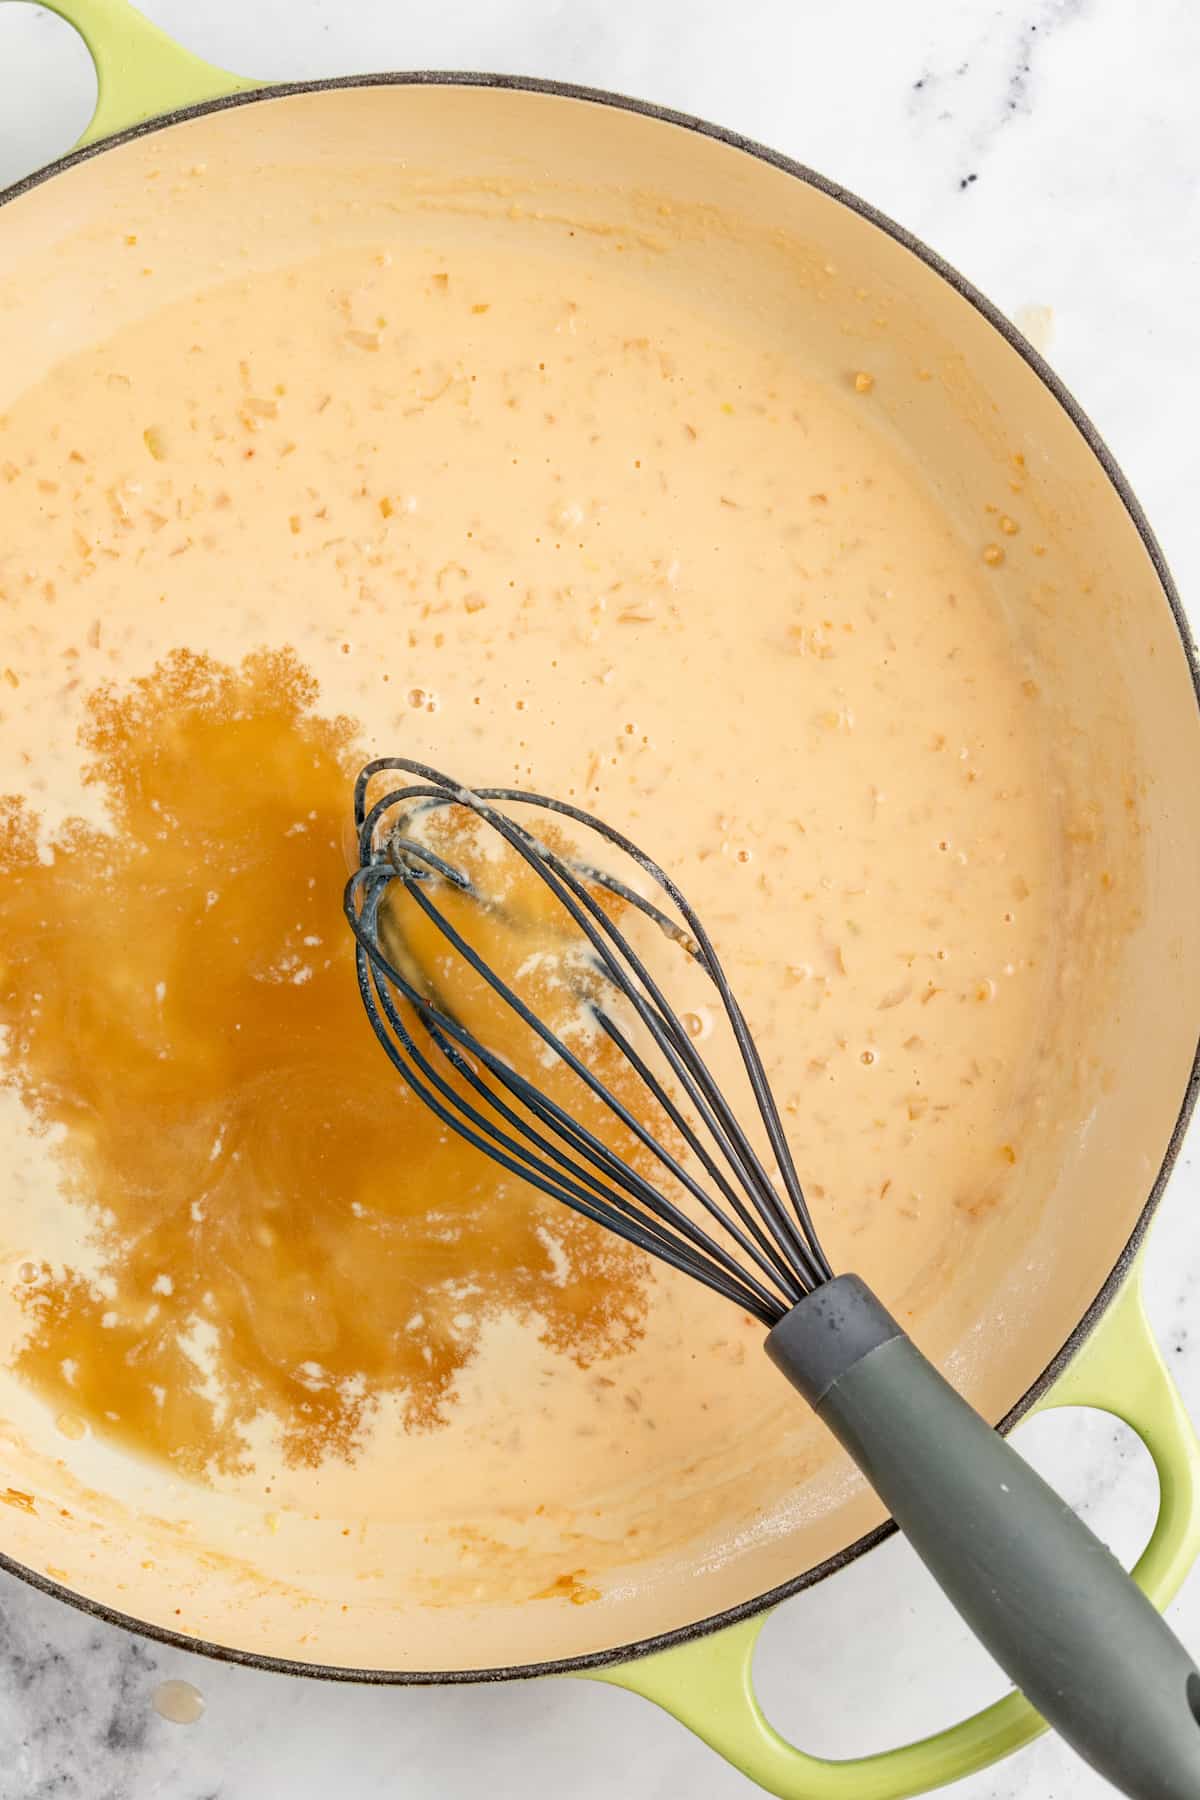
[1,67,1197,1687]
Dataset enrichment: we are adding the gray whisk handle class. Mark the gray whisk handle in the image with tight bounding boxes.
[766,1274,1200,1800]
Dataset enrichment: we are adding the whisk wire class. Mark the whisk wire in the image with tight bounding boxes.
[349,871,792,1320]
[393,872,802,1309]
[387,772,829,1287]
[346,756,834,1322]
[360,983,771,1316]
[534,845,829,1292]
[588,1006,809,1298]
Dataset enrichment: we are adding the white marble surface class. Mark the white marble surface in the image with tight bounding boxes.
[0,0,1198,1794]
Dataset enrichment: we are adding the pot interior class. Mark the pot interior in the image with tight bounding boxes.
[0,83,1195,1673]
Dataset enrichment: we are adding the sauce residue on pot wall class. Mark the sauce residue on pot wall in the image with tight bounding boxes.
[0,649,651,1474]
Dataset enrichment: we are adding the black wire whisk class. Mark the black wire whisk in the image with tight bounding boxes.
[344,755,832,1327]
[342,755,1200,1800]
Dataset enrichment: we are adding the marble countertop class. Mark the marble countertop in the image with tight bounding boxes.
[0,0,1198,1794]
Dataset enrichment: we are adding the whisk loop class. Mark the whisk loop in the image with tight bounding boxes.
[344,757,833,1325]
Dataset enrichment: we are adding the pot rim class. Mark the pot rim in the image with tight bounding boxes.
[1,67,1197,1686]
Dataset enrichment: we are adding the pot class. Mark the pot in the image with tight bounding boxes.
[1,3,1199,1793]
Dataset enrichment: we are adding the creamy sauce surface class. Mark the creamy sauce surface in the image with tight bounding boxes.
[0,234,1059,1578]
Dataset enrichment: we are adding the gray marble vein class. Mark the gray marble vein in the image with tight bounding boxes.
[907,0,1093,194]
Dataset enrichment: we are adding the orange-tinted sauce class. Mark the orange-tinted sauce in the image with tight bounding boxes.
[1,650,649,1474]
[0,179,1065,1570]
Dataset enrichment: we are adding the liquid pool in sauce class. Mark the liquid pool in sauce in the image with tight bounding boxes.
[2,652,653,1474]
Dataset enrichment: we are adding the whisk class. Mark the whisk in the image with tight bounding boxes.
[344,756,1200,1800]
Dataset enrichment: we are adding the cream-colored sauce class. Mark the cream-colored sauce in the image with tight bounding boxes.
[0,223,1060,1595]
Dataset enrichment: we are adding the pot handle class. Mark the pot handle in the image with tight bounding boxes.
[586,1260,1200,1799]
[25,0,258,145]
